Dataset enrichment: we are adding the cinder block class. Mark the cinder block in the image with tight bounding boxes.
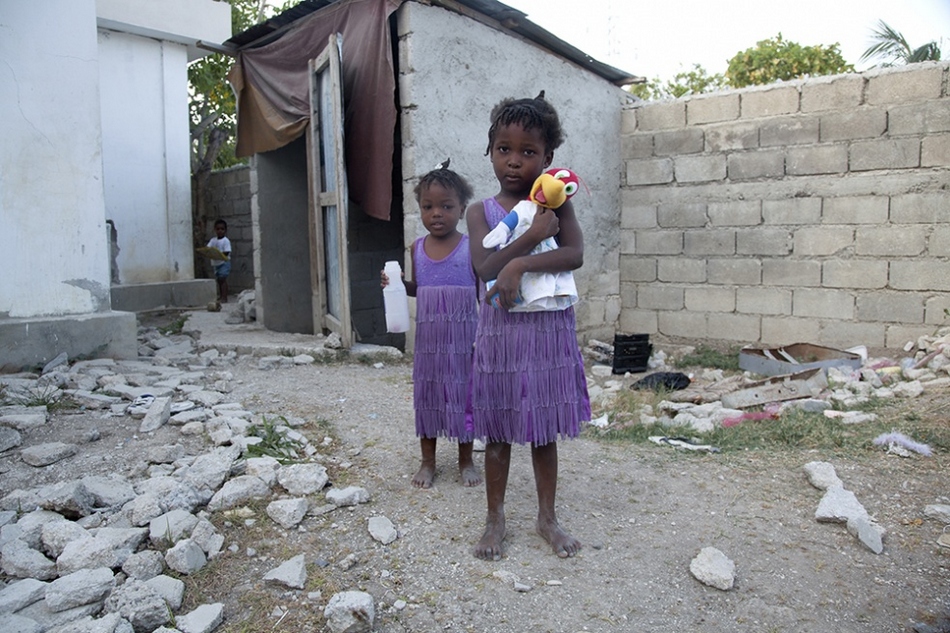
[685,287,736,312]
[819,108,887,142]
[621,201,658,229]
[685,229,736,255]
[794,227,854,256]
[658,258,706,283]
[620,231,636,255]
[708,200,761,226]
[635,230,683,255]
[925,295,950,324]
[654,128,704,156]
[929,226,950,257]
[638,286,684,310]
[635,101,687,130]
[822,195,889,224]
[674,155,727,183]
[737,228,792,255]
[922,134,950,167]
[889,100,950,136]
[890,261,950,291]
[786,145,848,175]
[704,121,759,152]
[760,117,819,146]
[736,287,792,315]
[708,258,761,285]
[707,313,761,341]
[658,202,707,228]
[620,308,659,335]
[727,150,785,180]
[622,133,654,159]
[620,255,657,282]
[821,321,885,349]
[885,325,935,348]
[763,198,822,225]
[762,260,821,286]
[793,288,855,319]
[620,281,638,306]
[856,292,924,323]
[855,226,927,256]
[866,64,944,105]
[822,259,888,289]
[761,317,821,345]
[621,108,639,134]
[890,193,947,223]
[659,310,708,338]
[741,85,800,118]
[626,158,674,185]
[801,74,864,112]
[850,138,920,171]
[687,93,740,124]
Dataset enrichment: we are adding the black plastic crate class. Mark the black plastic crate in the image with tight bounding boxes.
[612,333,652,374]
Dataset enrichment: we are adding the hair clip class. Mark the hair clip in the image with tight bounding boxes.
[434,158,451,170]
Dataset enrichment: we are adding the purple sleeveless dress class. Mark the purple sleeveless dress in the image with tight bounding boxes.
[469,198,591,446]
[412,235,478,441]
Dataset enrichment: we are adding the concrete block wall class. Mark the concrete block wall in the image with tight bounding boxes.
[204,165,254,293]
[620,62,950,349]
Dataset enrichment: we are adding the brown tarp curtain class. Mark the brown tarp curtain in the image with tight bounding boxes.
[228,0,403,221]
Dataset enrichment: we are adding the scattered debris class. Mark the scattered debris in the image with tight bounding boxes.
[721,368,827,409]
[872,432,932,457]
[648,436,720,453]
[689,547,735,590]
[739,343,863,376]
[630,372,691,391]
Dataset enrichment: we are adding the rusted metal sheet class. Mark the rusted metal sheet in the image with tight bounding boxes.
[739,343,862,377]
[721,368,828,409]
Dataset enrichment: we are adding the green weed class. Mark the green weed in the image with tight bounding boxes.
[159,314,189,335]
[245,416,303,463]
[9,384,77,412]
[672,344,741,371]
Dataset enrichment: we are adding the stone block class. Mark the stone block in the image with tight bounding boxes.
[685,287,735,312]
[856,293,924,323]
[659,310,708,338]
[890,261,950,291]
[865,64,944,105]
[822,260,888,289]
[850,138,920,171]
[620,256,656,282]
[855,226,927,256]
[654,128,704,155]
[634,230,683,255]
[620,200,658,229]
[801,74,864,112]
[704,121,759,151]
[727,150,785,180]
[658,258,705,283]
[635,101,686,130]
[638,286,684,310]
[761,317,821,345]
[794,227,854,256]
[687,93,740,124]
[741,85,800,118]
[925,295,950,324]
[884,325,934,348]
[622,133,654,159]
[888,100,950,136]
[708,313,762,341]
[763,198,822,225]
[685,229,735,255]
[708,258,761,285]
[922,134,950,167]
[658,202,707,228]
[762,260,821,286]
[819,108,887,142]
[822,195,889,224]
[737,228,792,255]
[621,107,638,134]
[620,308,659,335]
[760,116,819,146]
[626,158,674,185]
[793,288,855,319]
[890,193,947,223]
[786,145,848,175]
[708,200,761,226]
[674,155,727,183]
[821,320,885,349]
[930,226,950,257]
[736,287,791,315]
[620,231,636,255]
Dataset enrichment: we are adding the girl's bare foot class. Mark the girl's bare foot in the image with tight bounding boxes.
[536,518,581,558]
[474,514,506,560]
[412,462,435,488]
[459,462,483,487]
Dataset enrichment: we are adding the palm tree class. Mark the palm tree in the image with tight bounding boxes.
[861,20,943,66]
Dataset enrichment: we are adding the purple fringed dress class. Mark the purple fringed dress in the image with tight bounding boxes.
[412,235,478,441]
[469,198,591,446]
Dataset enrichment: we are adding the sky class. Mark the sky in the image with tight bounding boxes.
[502,0,950,83]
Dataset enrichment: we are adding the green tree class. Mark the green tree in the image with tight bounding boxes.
[860,20,943,67]
[726,33,853,88]
[628,64,728,101]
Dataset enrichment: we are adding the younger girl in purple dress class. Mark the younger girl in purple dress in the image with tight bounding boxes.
[466,94,590,560]
[381,162,481,489]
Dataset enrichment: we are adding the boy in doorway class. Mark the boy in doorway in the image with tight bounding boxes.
[207,219,232,303]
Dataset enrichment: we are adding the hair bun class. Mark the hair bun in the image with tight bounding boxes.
[434,158,451,170]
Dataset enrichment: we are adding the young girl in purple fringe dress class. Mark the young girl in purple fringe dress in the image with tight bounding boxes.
[381,162,482,489]
[466,93,590,561]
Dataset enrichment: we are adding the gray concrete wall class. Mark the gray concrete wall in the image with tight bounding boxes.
[203,165,255,293]
[620,62,950,349]
[396,2,630,343]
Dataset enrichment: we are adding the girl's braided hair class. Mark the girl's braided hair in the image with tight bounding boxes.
[485,90,565,155]
[413,159,474,208]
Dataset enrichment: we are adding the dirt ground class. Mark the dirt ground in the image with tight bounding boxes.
[3,319,950,633]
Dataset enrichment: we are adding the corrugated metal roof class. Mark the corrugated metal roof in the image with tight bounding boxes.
[222,0,640,86]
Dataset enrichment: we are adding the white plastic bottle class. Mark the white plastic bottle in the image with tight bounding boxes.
[383,260,410,333]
